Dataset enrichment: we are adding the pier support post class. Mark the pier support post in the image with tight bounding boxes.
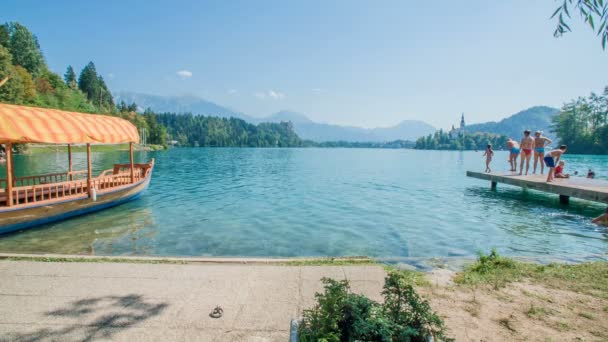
[5,143,13,206]
[67,144,73,181]
[491,181,497,190]
[129,142,135,184]
[86,143,92,198]
[559,194,569,205]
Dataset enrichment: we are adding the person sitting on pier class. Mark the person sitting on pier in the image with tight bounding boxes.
[506,138,520,172]
[554,161,570,178]
[544,145,567,183]
[592,208,608,227]
[519,130,535,175]
[483,144,494,173]
[533,131,552,174]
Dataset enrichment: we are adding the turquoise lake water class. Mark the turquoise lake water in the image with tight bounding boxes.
[0,148,606,263]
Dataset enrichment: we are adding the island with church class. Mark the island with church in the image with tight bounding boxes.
[415,113,508,150]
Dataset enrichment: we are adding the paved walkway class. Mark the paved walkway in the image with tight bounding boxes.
[0,260,386,341]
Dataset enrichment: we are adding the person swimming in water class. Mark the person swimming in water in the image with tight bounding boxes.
[483,144,494,173]
[506,138,520,172]
[592,208,608,227]
[519,130,534,175]
[544,145,567,182]
[533,131,552,174]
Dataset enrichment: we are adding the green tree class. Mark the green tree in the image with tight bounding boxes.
[552,0,608,49]
[78,62,99,102]
[0,24,9,47]
[14,65,36,102]
[64,65,77,89]
[0,44,24,103]
[552,86,608,154]
[6,22,45,75]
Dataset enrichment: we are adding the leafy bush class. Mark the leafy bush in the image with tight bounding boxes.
[299,272,451,342]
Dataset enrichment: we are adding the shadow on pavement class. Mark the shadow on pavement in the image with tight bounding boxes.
[6,294,169,342]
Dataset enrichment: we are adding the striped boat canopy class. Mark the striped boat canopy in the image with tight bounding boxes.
[0,103,140,144]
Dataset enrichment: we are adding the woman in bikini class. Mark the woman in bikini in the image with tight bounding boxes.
[533,131,552,175]
[519,130,535,175]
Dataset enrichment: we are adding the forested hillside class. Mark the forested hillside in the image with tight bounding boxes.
[155,113,302,147]
[0,22,303,149]
[466,106,559,140]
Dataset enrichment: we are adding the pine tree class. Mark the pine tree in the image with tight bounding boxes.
[78,61,99,102]
[64,65,77,89]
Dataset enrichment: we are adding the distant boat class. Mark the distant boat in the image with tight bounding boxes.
[0,103,154,234]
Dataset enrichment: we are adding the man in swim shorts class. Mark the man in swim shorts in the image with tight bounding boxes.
[533,131,552,174]
[544,145,567,182]
[506,138,520,172]
[519,130,534,175]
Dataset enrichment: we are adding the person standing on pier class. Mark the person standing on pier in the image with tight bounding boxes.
[533,131,552,174]
[544,145,567,183]
[506,138,520,172]
[519,130,534,175]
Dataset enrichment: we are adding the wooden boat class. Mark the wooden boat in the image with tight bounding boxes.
[0,103,154,234]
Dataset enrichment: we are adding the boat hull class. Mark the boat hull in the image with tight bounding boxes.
[0,173,152,235]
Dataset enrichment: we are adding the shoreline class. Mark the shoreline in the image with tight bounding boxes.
[1,252,606,270]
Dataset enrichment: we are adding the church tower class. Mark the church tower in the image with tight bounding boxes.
[460,113,465,131]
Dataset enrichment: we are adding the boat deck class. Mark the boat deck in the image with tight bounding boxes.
[466,171,608,204]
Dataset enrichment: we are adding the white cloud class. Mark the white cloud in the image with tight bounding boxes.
[269,90,284,99]
[312,88,324,93]
[176,70,193,79]
[228,89,237,94]
[107,73,115,80]
[255,90,285,100]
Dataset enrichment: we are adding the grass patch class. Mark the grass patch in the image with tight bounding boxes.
[280,256,376,266]
[577,311,595,320]
[454,249,608,298]
[382,265,430,287]
[526,304,552,319]
[454,249,535,289]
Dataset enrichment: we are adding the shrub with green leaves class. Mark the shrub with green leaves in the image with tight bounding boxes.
[299,272,451,342]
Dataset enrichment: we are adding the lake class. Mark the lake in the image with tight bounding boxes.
[0,148,606,264]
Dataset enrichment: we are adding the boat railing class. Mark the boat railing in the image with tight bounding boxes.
[3,177,90,206]
[1,161,151,207]
[0,170,88,189]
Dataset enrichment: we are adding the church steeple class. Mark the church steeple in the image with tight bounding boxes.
[460,113,465,129]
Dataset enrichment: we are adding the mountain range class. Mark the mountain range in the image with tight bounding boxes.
[114,92,436,142]
[114,91,560,143]
[466,106,559,140]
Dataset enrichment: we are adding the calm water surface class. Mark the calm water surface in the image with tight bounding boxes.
[0,148,606,262]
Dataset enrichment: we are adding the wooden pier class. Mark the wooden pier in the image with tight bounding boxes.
[466,171,608,205]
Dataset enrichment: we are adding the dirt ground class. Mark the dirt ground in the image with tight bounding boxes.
[422,270,608,342]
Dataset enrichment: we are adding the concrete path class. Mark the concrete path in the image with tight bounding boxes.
[0,261,386,341]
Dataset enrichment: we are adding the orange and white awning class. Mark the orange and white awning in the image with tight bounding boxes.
[0,103,139,144]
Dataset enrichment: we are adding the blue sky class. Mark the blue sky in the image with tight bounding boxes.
[2,0,607,129]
